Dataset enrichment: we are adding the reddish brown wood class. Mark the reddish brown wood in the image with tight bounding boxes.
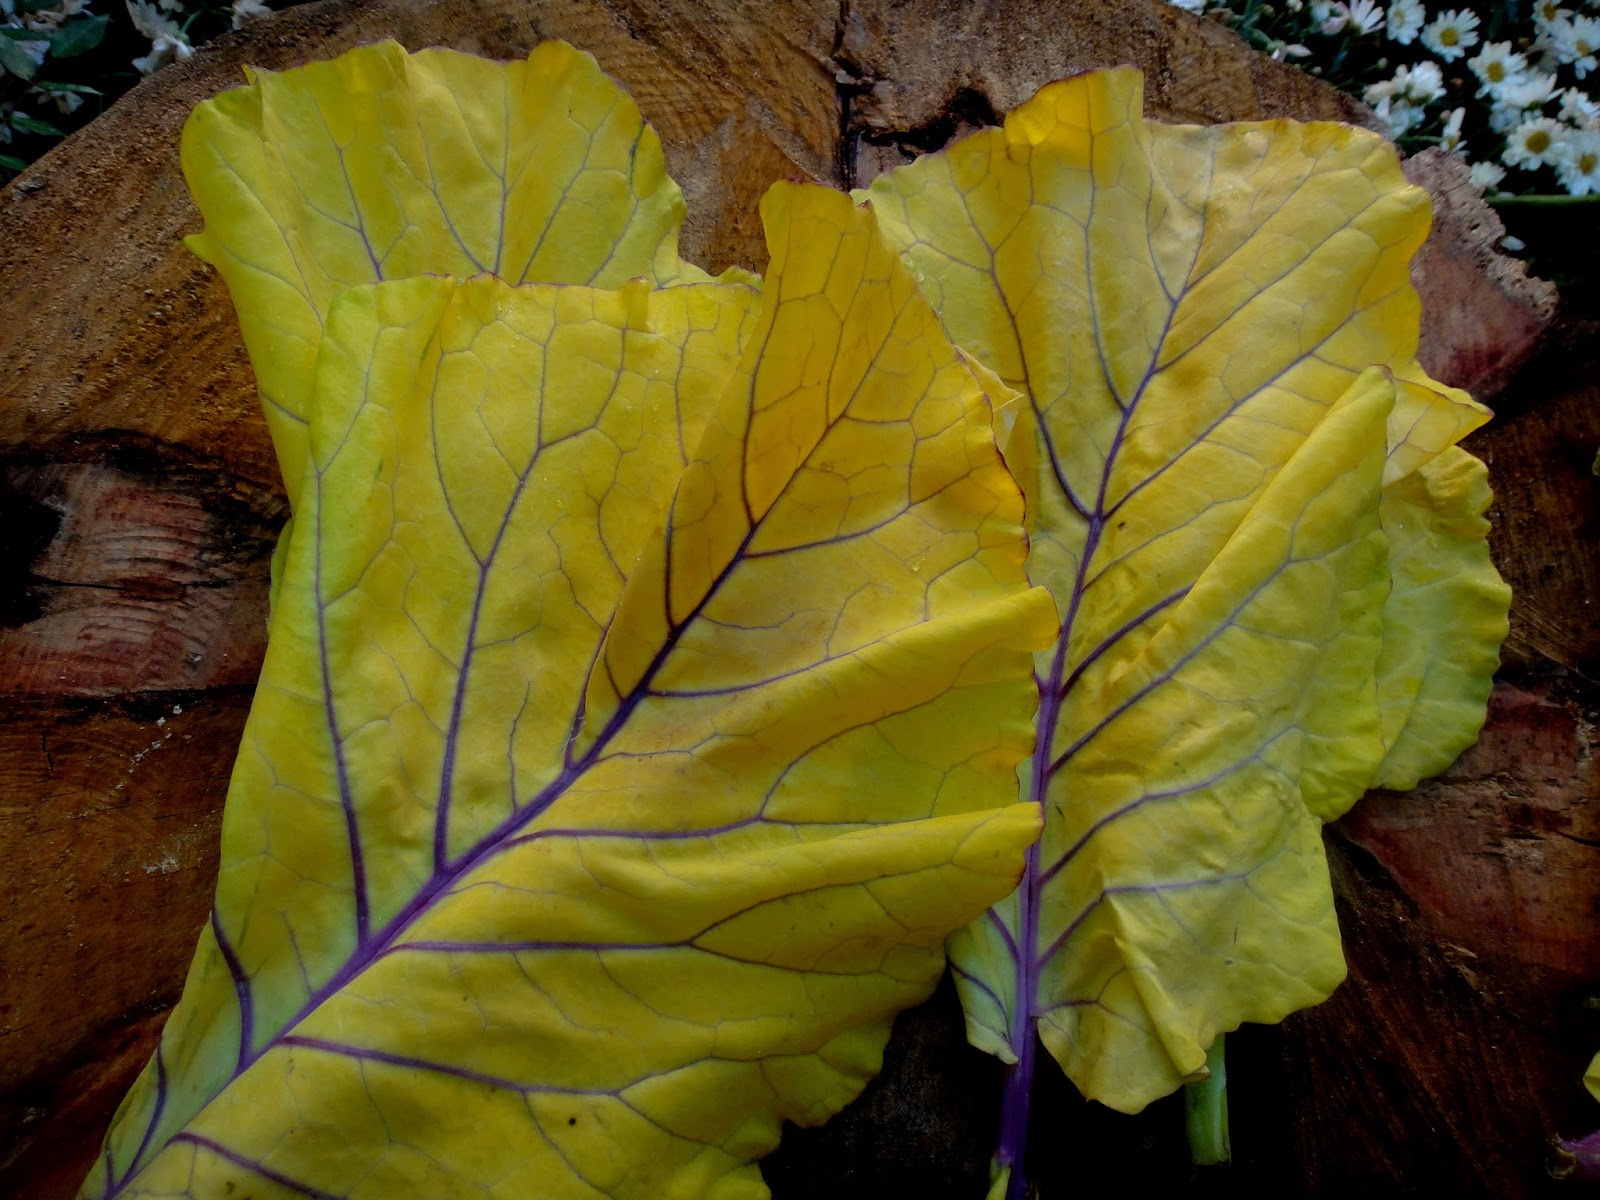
[0,695,249,1192]
[0,435,279,696]
[1479,370,1600,678]
[1342,682,1600,980]
[1404,150,1561,401]
[0,1,1587,1196]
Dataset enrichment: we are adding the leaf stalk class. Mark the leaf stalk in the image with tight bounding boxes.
[1184,1035,1232,1167]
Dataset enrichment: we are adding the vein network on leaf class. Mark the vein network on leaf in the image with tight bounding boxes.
[85,40,1055,1200]
[82,37,1511,1200]
[863,63,1508,1199]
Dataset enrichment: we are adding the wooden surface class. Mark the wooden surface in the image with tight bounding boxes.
[0,0,1589,1195]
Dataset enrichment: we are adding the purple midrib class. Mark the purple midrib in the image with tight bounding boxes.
[968,126,1386,1195]
[105,274,905,1192]
[993,256,1154,1189]
[994,512,1099,1195]
[235,517,761,1075]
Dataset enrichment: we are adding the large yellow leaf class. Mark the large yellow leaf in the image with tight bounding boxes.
[182,39,723,507]
[863,66,1509,1149]
[83,180,1057,1199]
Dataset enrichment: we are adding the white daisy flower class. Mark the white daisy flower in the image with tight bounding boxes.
[1557,128,1600,192]
[1498,71,1564,111]
[132,29,191,73]
[1421,8,1481,59]
[1533,0,1572,29]
[1364,77,1400,105]
[1560,88,1600,125]
[1468,42,1530,97]
[1490,103,1524,133]
[1322,0,1386,35]
[1387,0,1425,43]
[1268,39,1313,60]
[1310,0,1339,21]
[1168,0,1207,12]
[1555,14,1600,77]
[1399,59,1447,102]
[126,0,178,41]
[126,0,192,72]
[231,0,270,27]
[1365,61,1446,110]
[1374,95,1424,136]
[1502,114,1572,168]
[1350,0,1387,35]
[1469,159,1507,189]
[1439,106,1466,152]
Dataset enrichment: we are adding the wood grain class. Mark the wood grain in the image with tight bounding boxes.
[0,1,1585,1195]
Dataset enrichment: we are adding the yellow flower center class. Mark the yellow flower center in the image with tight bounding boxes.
[1487,62,1505,81]
[1527,130,1551,154]
[1581,152,1598,175]
[1440,27,1460,46]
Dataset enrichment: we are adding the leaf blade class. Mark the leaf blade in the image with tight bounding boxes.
[864,67,1508,1113]
[180,40,713,508]
[1032,367,1392,1107]
[1371,443,1510,791]
[49,12,107,57]
[86,180,1054,1198]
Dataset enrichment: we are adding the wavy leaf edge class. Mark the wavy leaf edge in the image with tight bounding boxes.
[85,42,1059,1200]
[860,62,1510,1193]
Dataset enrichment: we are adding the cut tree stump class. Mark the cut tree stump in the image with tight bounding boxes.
[0,1,1588,1196]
